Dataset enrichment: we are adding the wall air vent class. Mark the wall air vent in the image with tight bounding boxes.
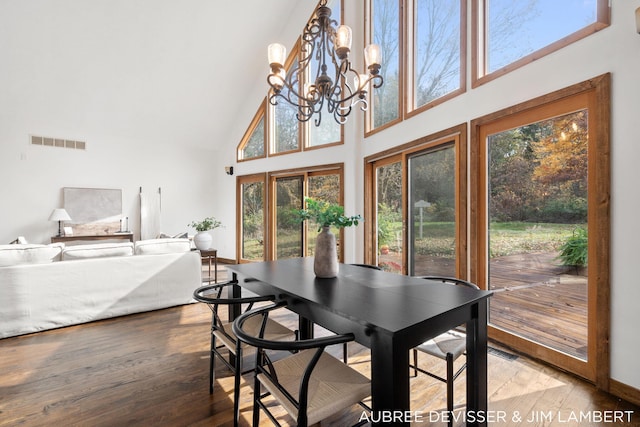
[30,135,86,150]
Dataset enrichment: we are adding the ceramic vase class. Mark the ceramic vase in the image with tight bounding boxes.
[314,226,338,278]
[193,231,212,250]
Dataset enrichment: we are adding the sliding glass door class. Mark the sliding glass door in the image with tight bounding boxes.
[269,165,345,261]
[273,176,304,259]
[472,76,610,383]
[408,144,457,276]
[374,156,404,273]
[237,174,266,263]
[366,126,466,276]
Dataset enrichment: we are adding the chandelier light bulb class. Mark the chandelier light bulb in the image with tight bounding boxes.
[268,43,286,68]
[364,44,382,73]
[335,25,352,59]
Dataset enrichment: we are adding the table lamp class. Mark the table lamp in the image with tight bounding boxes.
[49,208,71,237]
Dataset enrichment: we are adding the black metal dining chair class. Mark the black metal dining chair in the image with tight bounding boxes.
[409,276,480,426]
[233,301,371,427]
[193,281,296,426]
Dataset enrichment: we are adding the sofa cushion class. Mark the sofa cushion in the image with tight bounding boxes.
[0,243,65,266]
[134,238,191,255]
[62,242,134,260]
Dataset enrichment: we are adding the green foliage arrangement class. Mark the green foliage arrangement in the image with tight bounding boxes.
[557,227,588,267]
[188,216,222,232]
[296,197,362,232]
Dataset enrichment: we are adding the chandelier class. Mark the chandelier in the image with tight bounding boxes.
[267,0,383,126]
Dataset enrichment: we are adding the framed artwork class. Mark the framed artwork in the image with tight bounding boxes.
[63,187,122,235]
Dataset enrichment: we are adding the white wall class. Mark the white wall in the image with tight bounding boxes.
[219,1,640,392]
[0,0,222,246]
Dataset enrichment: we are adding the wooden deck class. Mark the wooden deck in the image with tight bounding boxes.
[488,252,588,359]
[381,251,589,359]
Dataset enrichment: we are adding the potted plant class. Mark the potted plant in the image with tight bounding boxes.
[557,226,588,275]
[296,197,362,278]
[188,216,222,250]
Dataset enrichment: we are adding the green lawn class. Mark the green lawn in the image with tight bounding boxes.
[489,222,582,258]
[403,221,583,259]
[243,222,585,261]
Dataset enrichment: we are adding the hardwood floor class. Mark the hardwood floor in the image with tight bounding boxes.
[1,296,638,426]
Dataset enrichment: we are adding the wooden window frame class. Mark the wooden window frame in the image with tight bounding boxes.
[470,74,611,388]
[364,124,467,274]
[236,173,267,263]
[472,0,610,88]
[267,164,345,261]
[405,0,467,119]
[364,0,405,137]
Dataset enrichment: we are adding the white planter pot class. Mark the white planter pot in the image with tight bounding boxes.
[194,231,213,250]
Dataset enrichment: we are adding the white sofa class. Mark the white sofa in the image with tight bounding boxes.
[0,238,202,339]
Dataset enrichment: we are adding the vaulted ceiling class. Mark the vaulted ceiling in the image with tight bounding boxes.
[177,1,316,150]
[1,0,316,151]
[134,1,316,150]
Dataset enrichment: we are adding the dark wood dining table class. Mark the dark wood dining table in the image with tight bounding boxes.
[226,258,492,427]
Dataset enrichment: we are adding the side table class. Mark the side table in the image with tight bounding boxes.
[196,248,217,283]
[51,233,134,244]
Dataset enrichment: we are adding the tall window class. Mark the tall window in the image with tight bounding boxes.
[366,0,402,133]
[407,0,465,115]
[366,0,466,132]
[271,53,301,155]
[237,174,266,262]
[474,0,609,86]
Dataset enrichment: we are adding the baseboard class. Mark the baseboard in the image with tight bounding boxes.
[609,379,640,406]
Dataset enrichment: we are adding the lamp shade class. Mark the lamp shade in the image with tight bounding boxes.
[49,208,71,222]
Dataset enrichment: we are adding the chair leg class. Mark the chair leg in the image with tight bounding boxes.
[253,371,261,427]
[233,345,242,427]
[209,332,216,394]
[412,349,419,377]
[343,342,348,363]
[446,352,454,427]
